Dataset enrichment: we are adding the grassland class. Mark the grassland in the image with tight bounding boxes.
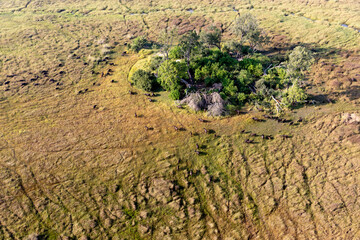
[0,0,359,239]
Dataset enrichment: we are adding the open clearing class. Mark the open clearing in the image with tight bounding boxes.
[0,0,359,239]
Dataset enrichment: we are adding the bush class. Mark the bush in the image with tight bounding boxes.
[281,81,307,108]
[236,69,254,92]
[131,69,154,91]
[148,56,163,72]
[237,92,247,105]
[128,36,147,52]
[169,46,182,59]
[226,104,238,115]
[250,53,271,66]
[169,89,181,100]
[248,63,263,77]
[222,79,238,99]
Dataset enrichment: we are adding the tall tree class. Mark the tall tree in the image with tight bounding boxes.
[179,31,200,82]
[232,13,268,52]
[286,46,314,81]
[159,27,178,60]
[200,26,222,49]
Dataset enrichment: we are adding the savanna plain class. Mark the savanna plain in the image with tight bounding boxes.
[0,0,359,239]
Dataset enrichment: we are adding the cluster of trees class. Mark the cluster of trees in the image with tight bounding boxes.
[130,13,314,114]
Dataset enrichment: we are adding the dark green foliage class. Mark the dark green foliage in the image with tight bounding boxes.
[128,36,147,52]
[131,69,154,91]
[169,46,182,59]
[157,60,186,91]
[261,67,289,90]
[169,88,181,100]
[281,81,307,107]
[148,27,313,113]
[236,70,254,93]
[247,63,263,77]
[222,79,238,99]
[237,92,247,105]
[192,49,238,86]
[238,57,260,70]
[179,31,201,81]
[250,53,271,66]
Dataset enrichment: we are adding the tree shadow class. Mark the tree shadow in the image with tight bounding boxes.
[338,85,360,101]
[307,93,335,105]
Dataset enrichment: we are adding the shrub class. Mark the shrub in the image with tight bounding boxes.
[286,46,314,79]
[281,81,307,108]
[222,79,238,99]
[169,46,182,59]
[131,69,154,91]
[138,49,154,58]
[237,92,247,105]
[128,36,147,52]
[200,26,222,49]
[148,56,163,72]
[169,89,181,100]
[250,53,271,66]
[248,63,263,77]
[236,69,254,92]
[128,58,150,81]
[226,104,238,115]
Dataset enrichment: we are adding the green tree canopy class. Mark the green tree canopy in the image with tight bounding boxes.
[131,69,154,91]
[157,60,186,91]
[232,13,268,52]
[281,80,307,108]
[200,26,222,49]
[179,31,200,81]
[159,28,178,60]
[286,46,315,80]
